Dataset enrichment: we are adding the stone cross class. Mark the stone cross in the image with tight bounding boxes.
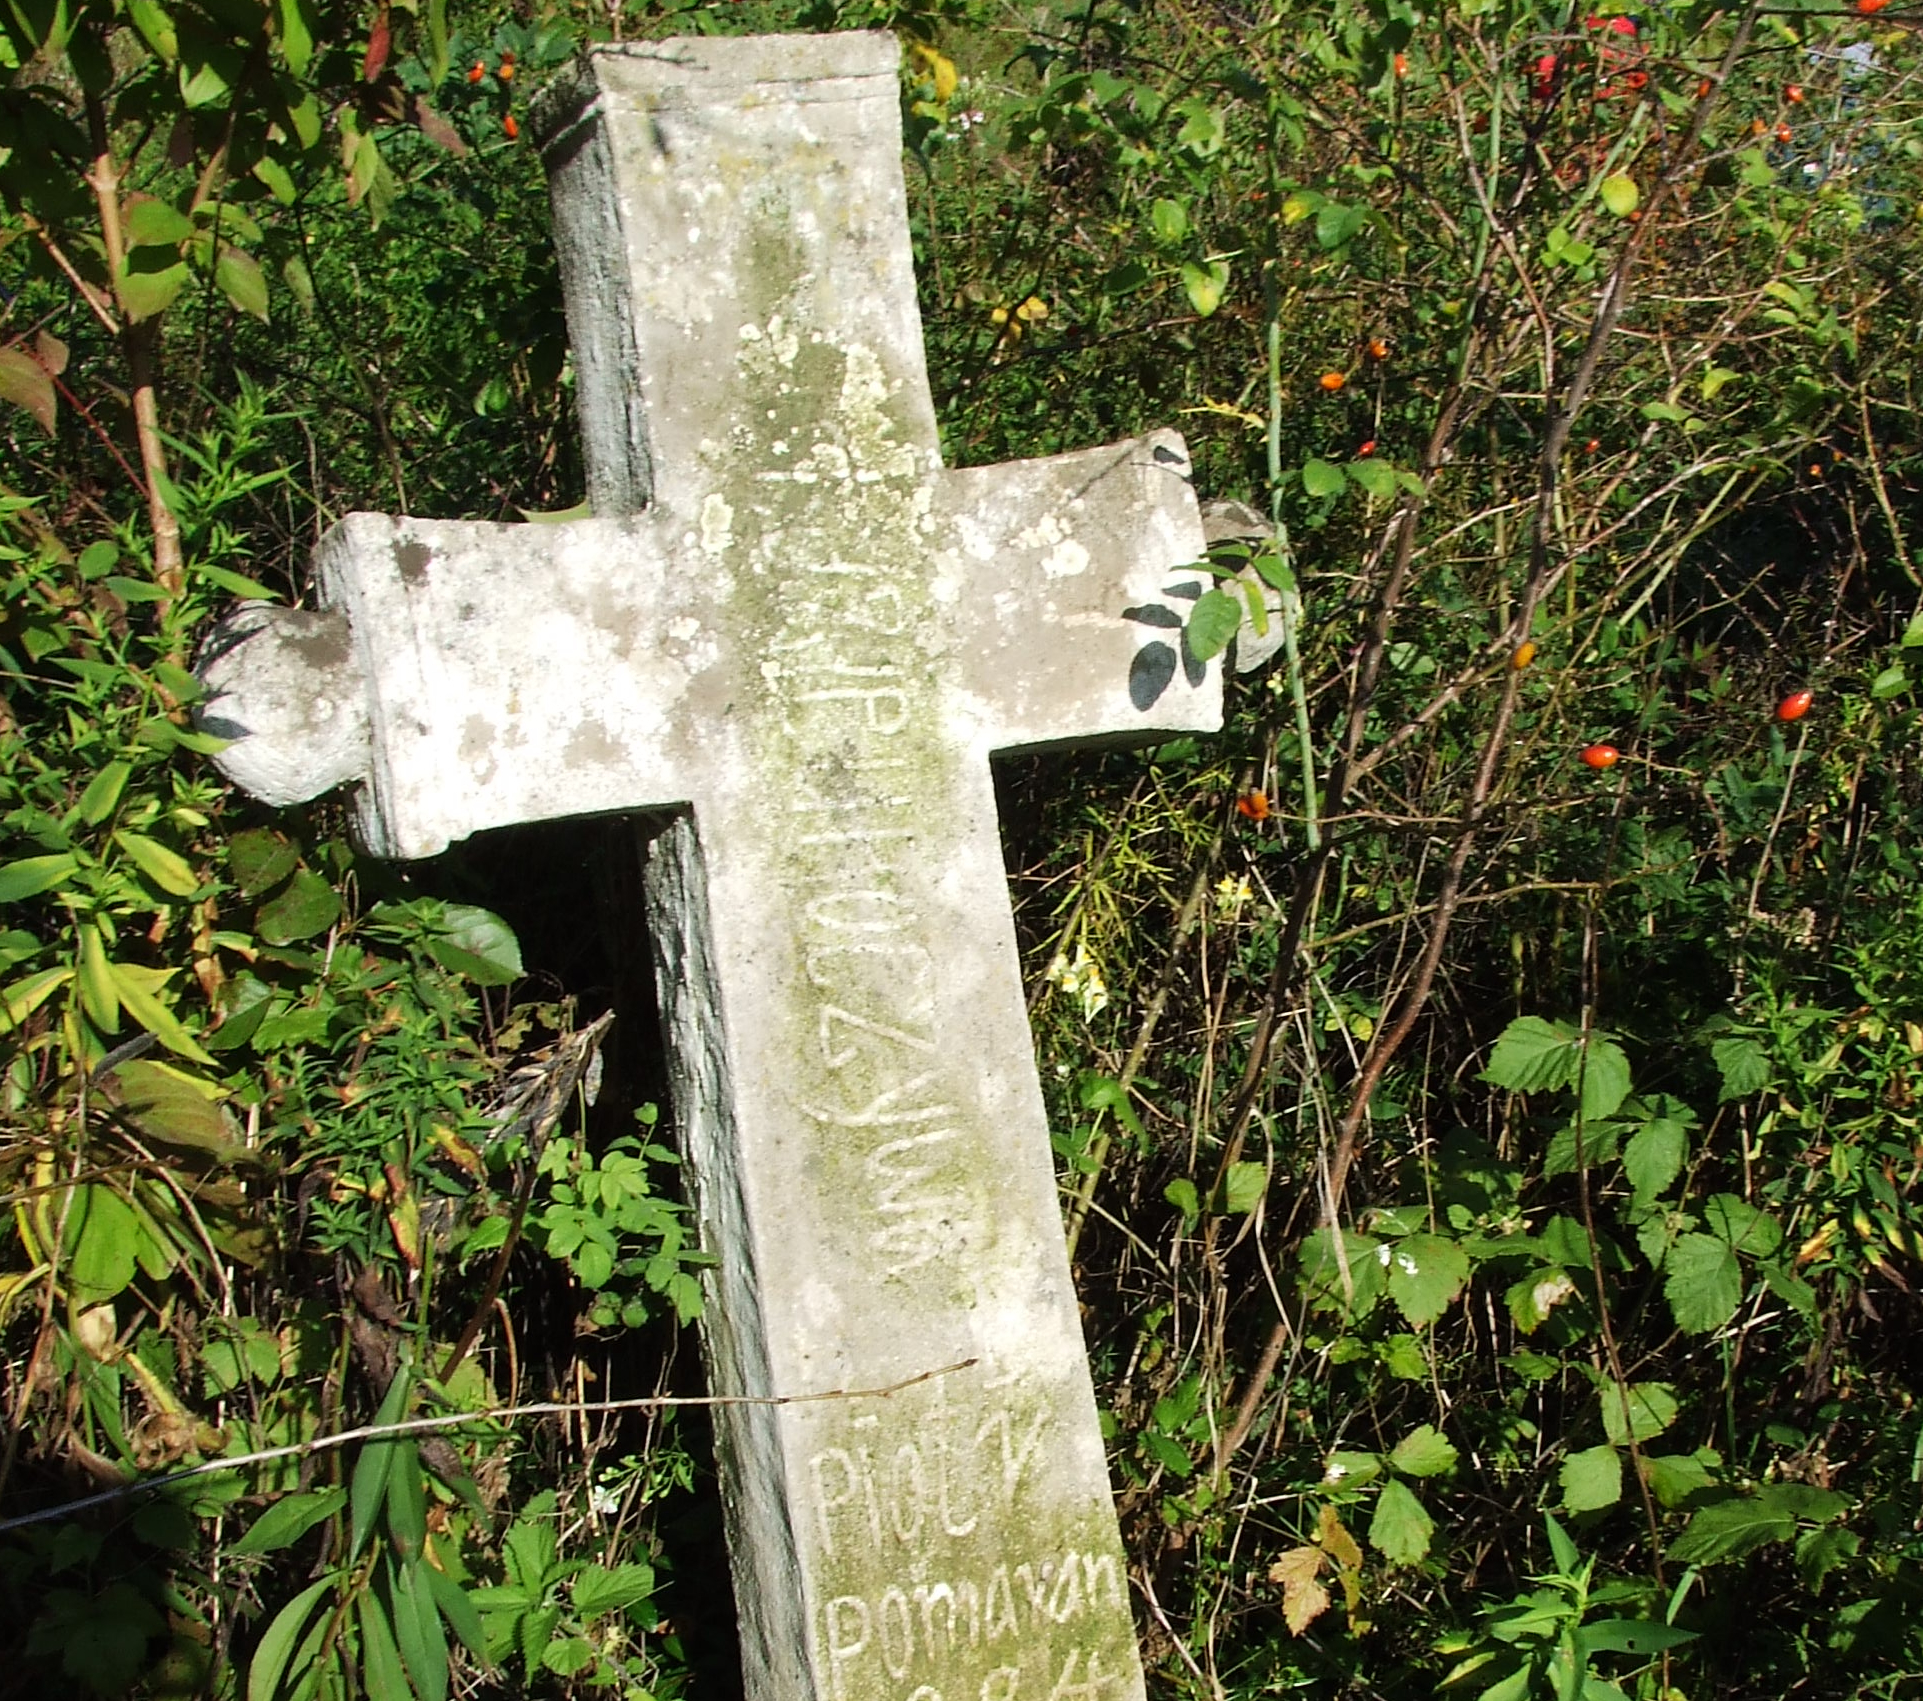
[199,34,1219,1701]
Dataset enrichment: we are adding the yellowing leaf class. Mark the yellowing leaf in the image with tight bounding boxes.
[910,42,958,103]
[1317,1503,1364,1572]
[1600,174,1640,217]
[115,829,199,897]
[1268,1547,1330,1634]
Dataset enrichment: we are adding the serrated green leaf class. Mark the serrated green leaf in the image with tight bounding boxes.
[1667,1495,1797,1566]
[1560,1444,1622,1513]
[1711,1035,1770,1101]
[1703,1193,1782,1257]
[1302,458,1345,499]
[1664,1233,1743,1333]
[1598,1381,1677,1447]
[1297,1228,1384,1318]
[1218,1159,1267,1215]
[1368,1479,1435,1566]
[1623,1115,1688,1199]
[1184,588,1242,663]
[1639,1449,1717,1509]
[1385,1233,1470,1328]
[1390,1424,1458,1478]
[571,1561,655,1618]
[1578,1034,1631,1121]
[1484,1016,1581,1094]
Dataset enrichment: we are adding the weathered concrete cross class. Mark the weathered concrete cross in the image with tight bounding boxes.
[201,34,1219,1701]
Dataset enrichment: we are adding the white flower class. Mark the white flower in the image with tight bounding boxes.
[1214,874,1254,916]
[1044,942,1109,1021]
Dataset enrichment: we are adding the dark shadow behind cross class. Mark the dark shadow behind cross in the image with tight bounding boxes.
[200,33,1220,1701]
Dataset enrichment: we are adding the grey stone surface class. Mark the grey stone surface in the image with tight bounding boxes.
[199,33,1221,1701]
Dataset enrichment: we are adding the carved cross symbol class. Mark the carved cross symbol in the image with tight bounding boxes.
[201,34,1219,1701]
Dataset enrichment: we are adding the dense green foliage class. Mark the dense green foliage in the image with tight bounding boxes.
[3,0,1922,1696]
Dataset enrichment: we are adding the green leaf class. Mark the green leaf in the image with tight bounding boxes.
[125,199,192,249]
[117,258,191,323]
[1346,458,1397,502]
[68,1183,140,1301]
[79,928,119,1031]
[115,829,198,897]
[424,904,522,985]
[386,1440,427,1562]
[1218,1160,1267,1215]
[350,1372,413,1561]
[1700,366,1739,401]
[1484,1016,1580,1094]
[1623,1115,1688,1199]
[422,1562,487,1662]
[1703,1194,1782,1257]
[1149,197,1188,245]
[104,960,213,1064]
[1598,1382,1677,1447]
[1667,1496,1796,1566]
[2,966,73,1030]
[1583,1620,1696,1655]
[256,869,342,945]
[229,828,299,898]
[0,852,80,902]
[1560,1445,1622,1513]
[1164,1177,1200,1225]
[126,0,178,60]
[1184,588,1243,663]
[233,1488,347,1556]
[0,347,56,434]
[1870,663,1909,700]
[392,1558,449,1701]
[215,246,270,321]
[110,1058,249,1163]
[78,761,132,825]
[1640,1450,1717,1509]
[1385,1233,1470,1328]
[1389,1424,1458,1478]
[571,1561,655,1618]
[1297,1228,1384,1318]
[245,1576,333,1701]
[1368,1479,1435,1566]
[277,0,313,73]
[1578,1034,1631,1121]
[1302,458,1345,499]
[1181,259,1230,318]
[356,1587,414,1700]
[1711,1035,1770,1101]
[1315,201,1367,249]
[1599,174,1639,217]
[1665,1234,1743,1333]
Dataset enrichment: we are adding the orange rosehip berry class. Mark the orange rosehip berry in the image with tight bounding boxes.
[1236,790,1272,821]
[1776,688,1813,722]
[1368,336,1390,359]
[1584,438,1601,454]
[1512,641,1537,670]
[1580,743,1621,769]
[1776,123,1794,142]
[1750,118,1767,136]
[503,113,519,139]
[1786,84,1805,103]
[1858,0,1889,14]
[1696,78,1713,99]
[468,60,485,82]
[1394,51,1408,77]
[498,60,515,80]
[1319,371,1346,392]
[1356,439,1377,457]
